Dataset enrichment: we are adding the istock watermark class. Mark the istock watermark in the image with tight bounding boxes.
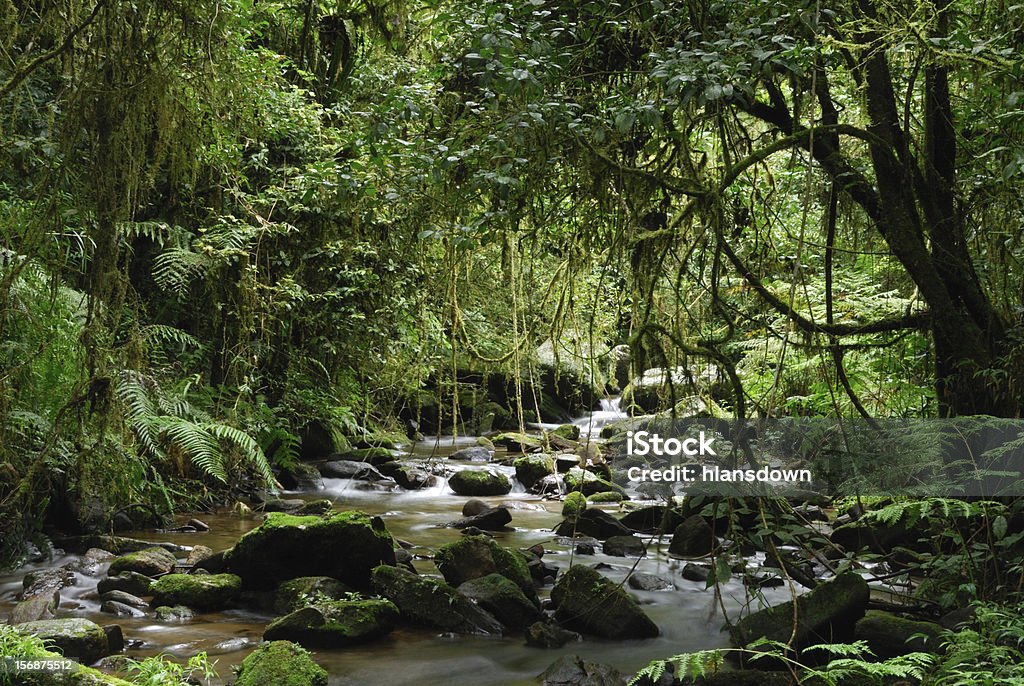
[1,656,77,678]
[626,430,717,457]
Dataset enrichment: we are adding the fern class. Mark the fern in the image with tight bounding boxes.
[628,650,724,686]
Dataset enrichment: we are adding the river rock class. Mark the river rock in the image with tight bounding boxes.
[274,576,354,614]
[550,565,659,639]
[451,446,492,461]
[492,432,544,452]
[525,621,581,649]
[370,564,504,635]
[9,591,59,623]
[620,506,682,534]
[447,505,512,531]
[22,567,76,598]
[538,654,626,686]
[186,545,215,566]
[555,454,582,472]
[97,571,154,597]
[154,605,195,622]
[101,600,145,618]
[17,618,109,664]
[108,547,178,577]
[100,590,148,608]
[729,571,869,661]
[562,492,587,517]
[338,447,397,465]
[225,510,395,589]
[550,424,581,441]
[149,573,242,611]
[514,454,555,490]
[448,469,512,496]
[434,535,536,600]
[457,574,542,631]
[462,498,489,516]
[555,508,632,540]
[627,573,674,591]
[278,462,324,491]
[854,610,944,658]
[264,599,399,647]
[682,563,711,583]
[603,536,646,557]
[319,459,387,481]
[234,640,328,686]
[564,467,626,497]
[668,515,717,557]
[378,462,437,489]
[51,535,188,556]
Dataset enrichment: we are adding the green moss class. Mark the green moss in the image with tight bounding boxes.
[107,547,177,576]
[234,640,328,686]
[588,491,624,502]
[562,491,587,517]
[513,454,554,488]
[148,573,241,610]
[341,447,395,464]
[448,469,511,496]
[564,467,626,497]
[549,424,581,440]
[274,576,352,614]
[434,535,534,600]
[264,599,398,647]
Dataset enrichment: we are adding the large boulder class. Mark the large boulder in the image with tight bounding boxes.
[318,460,387,481]
[450,446,492,461]
[17,618,109,664]
[447,505,512,531]
[854,610,944,659]
[514,454,555,490]
[555,508,632,540]
[278,462,324,491]
[370,564,504,635]
[668,515,717,558]
[457,574,542,631]
[107,547,177,577]
[550,565,659,639]
[603,536,646,557]
[378,462,437,490]
[492,432,544,452]
[448,469,512,496]
[434,536,535,600]
[264,599,399,647]
[149,573,241,611]
[525,621,582,649]
[729,571,869,661]
[97,571,153,597]
[274,576,353,614]
[538,654,626,686]
[226,511,395,589]
[234,640,328,686]
[620,506,684,534]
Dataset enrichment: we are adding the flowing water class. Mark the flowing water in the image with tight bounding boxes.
[0,403,792,685]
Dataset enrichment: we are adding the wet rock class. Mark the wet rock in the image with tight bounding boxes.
[550,424,581,441]
[555,454,582,473]
[225,510,395,589]
[107,547,178,577]
[448,469,512,496]
[589,491,624,503]
[555,508,632,540]
[154,605,194,622]
[525,621,581,649]
[51,535,187,556]
[379,462,437,489]
[574,541,596,556]
[370,564,504,635]
[457,574,542,631]
[234,640,328,686]
[103,624,124,654]
[492,432,544,452]
[514,454,555,490]
[668,515,717,558]
[338,447,397,465]
[447,505,512,531]
[149,573,242,611]
[279,462,325,491]
[538,654,626,686]
[100,590,148,609]
[274,576,354,614]
[319,459,387,481]
[187,518,210,532]
[830,519,916,554]
[17,618,109,664]
[193,549,228,574]
[729,571,869,661]
[534,473,566,495]
[97,571,153,597]
[261,497,309,512]
[264,599,399,647]
[626,572,674,591]
[186,545,215,566]
[564,467,626,497]
[434,535,536,600]
[9,591,59,623]
[603,536,646,557]
[101,600,145,618]
[682,563,710,583]
[462,498,490,516]
[23,567,76,600]
[562,492,587,517]
[550,565,659,639]
[635,482,675,500]
[66,548,116,577]
[451,446,492,461]
[854,610,944,658]
[620,506,684,534]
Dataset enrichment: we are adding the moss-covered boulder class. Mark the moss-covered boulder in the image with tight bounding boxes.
[148,573,241,611]
[513,454,554,490]
[2,642,134,686]
[153,605,194,622]
[555,508,632,540]
[17,618,109,665]
[263,599,399,647]
[549,565,659,640]
[225,510,395,589]
[564,467,626,497]
[370,564,504,635]
[457,574,542,631]
[107,547,177,577]
[668,515,717,558]
[274,576,353,614]
[729,571,869,662]
[588,491,624,503]
[434,535,536,601]
[538,655,624,686]
[234,640,328,686]
[549,424,581,441]
[854,610,944,659]
[492,432,544,452]
[562,492,587,517]
[448,469,512,496]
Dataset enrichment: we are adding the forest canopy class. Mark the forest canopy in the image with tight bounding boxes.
[2,0,1024,564]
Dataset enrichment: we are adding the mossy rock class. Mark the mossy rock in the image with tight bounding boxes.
[264,599,399,647]
[107,547,177,577]
[513,454,554,490]
[274,576,353,614]
[562,492,587,517]
[555,507,632,540]
[337,447,396,465]
[492,432,544,452]
[225,510,395,589]
[854,610,944,658]
[17,618,109,665]
[549,565,659,639]
[448,469,512,496]
[234,640,328,686]
[149,573,241,611]
[588,491,624,503]
[564,467,626,497]
[5,644,134,685]
[369,564,503,635]
[457,574,542,631]
[434,535,535,601]
[153,605,194,622]
[549,424,581,441]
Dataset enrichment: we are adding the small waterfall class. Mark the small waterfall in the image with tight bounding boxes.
[572,396,626,437]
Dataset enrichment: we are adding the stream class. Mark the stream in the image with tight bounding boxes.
[0,400,793,685]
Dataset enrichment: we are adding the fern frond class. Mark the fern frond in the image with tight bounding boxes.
[158,417,227,483]
[206,423,275,486]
